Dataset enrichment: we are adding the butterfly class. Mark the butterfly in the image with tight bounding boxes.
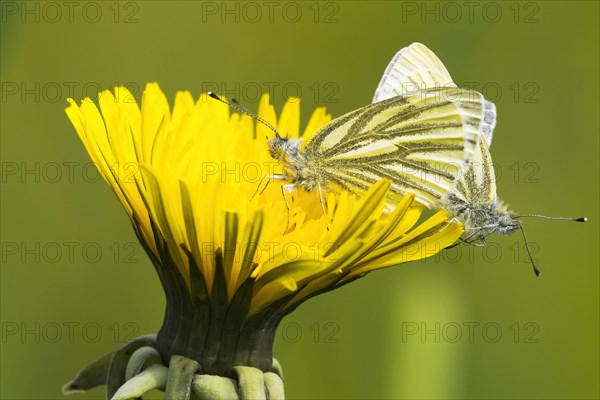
[209,49,496,212]
[372,43,586,275]
[264,86,490,211]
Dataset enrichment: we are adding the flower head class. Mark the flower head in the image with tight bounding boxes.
[65,83,462,378]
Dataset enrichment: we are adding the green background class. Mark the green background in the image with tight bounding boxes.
[1,1,598,399]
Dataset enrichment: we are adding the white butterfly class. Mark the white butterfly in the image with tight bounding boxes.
[240,47,503,216]
[373,43,586,275]
[212,41,500,222]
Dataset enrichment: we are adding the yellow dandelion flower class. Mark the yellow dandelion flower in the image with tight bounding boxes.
[63,83,462,399]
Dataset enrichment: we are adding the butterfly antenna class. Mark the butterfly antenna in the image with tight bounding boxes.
[208,92,281,137]
[516,214,587,222]
[517,223,541,277]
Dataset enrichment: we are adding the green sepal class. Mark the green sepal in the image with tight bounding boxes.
[106,335,157,399]
[164,355,200,400]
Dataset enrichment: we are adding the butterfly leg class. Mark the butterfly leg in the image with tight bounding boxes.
[465,238,488,247]
[317,181,327,215]
[281,183,297,232]
[446,228,483,249]
[251,176,268,200]
[251,176,270,200]
[446,234,478,249]
[280,183,296,212]
[445,239,464,249]
[479,227,498,242]
[253,174,288,200]
[464,226,499,247]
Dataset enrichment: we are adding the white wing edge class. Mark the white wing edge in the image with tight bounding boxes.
[373,42,456,103]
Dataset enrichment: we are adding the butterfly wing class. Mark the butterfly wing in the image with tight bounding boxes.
[480,100,496,147]
[374,42,497,148]
[453,134,497,207]
[373,42,455,102]
[303,88,484,208]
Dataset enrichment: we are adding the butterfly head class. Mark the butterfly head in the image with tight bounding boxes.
[267,133,302,162]
[495,208,520,236]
